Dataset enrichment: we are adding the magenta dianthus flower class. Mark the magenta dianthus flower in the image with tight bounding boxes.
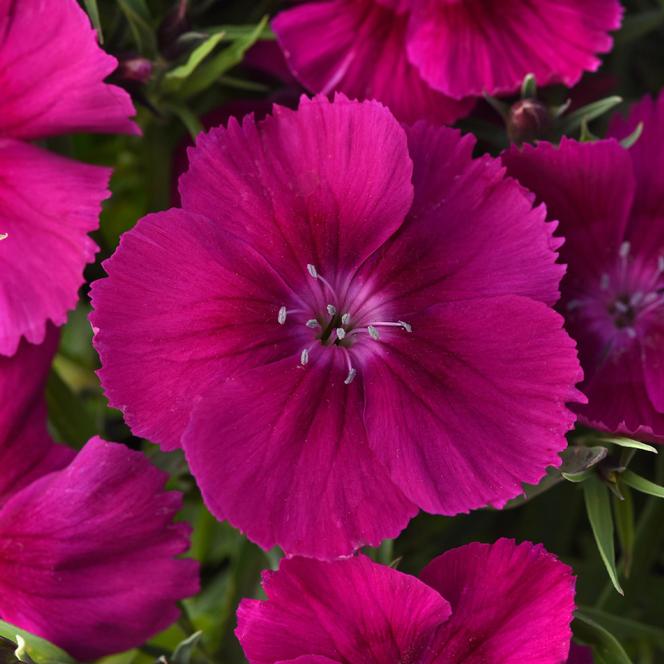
[237,538,576,663]
[0,331,199,660]
[272,0,622,123]
[0,0,137,356]
[91,95,582,558]
[503,94,664,440]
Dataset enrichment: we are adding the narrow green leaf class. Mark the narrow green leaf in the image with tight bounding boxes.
[612,480,635,577]
[563,469,593,483]
[583,476,623,595]
[561,445,608,474]
[117,0,156,55]
[597,436,658,454]
[559,96,622,134]
[166,103,204,140]
[579,606,664,650]
[82,0,103,43]
[0,622,74,664]
[616,9,664,45]
[521,73,537,98]
[178,17,269,99]
[622,470,664,499]
[573,613,632,664]
[620,122,644,149]
[200,23,275,41]
[171,631,203,664]
[166,31,226,82]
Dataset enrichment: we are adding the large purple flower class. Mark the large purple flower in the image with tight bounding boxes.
[272,0,622,123]
[503,94,664,440]
[91,95,582,558]
[0,0,137,356]
[236,538,576,663]
[0,331,199,659]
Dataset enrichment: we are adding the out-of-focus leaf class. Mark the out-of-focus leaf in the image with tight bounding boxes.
[579,606,664,651]
[583,475,623,595]
[520,73,537,98]
[117,0,156,55]
[164,103,203,141]
[616,10,664,45]
[166,31,226,83]
[178,17,269,99]
[612,480,635,577]
[620,122,644,149]
[82,0,103,43]
[597,437,658,454]
[559,96,622,134]
[0,623,74,664]
[168,632,203,664]
[200,24,275,41]
[622,470,664,499]
[573,613,632,664]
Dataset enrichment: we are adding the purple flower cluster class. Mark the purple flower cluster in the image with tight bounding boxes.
[2,0,661,661]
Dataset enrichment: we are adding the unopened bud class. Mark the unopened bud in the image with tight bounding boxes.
[506,98,550,145]
[116,57,152,85]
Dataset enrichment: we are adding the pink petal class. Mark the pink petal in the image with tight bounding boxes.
[90,209,298,451]
[406,0,622,99]
[0,437,199,660]
[641,312,664,413]
[420,539,575,663]
[359,124,563,315]
[180,95,414,285]
[362,296,583,515]
[0,328,74,505]
[502,139,636,282]
[236,555,451,663]
[0,140,110,356]
[0,0,137,138]
[272,1,473,124]
[183,352,417,558]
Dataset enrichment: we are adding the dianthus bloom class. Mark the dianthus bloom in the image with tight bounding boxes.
[0,330,199,660]
[503,94,664,439]
[91,95,582,558]
[0,0,137,356]
[237,539,576,663]
[272,0,622,124]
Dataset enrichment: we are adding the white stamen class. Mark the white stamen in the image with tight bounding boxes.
[344,368,357,385]
[0,232,7,241]
[368,325,380,341]
[327,304,337,316]
[336,327,346,340]
[614,301,629,314]
[600,274,610,290]
[300,348,309,365]
[398,320,413,333]
[307,263,318,279]
[619,241,631,259]
[369,320,413,333]
[341,313,350,325]
[278,306,287,325]
[626,328,637,338]
[306,319,319,328]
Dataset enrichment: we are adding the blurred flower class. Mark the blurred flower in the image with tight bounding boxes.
[0,0,138,357]
[503,94,664,440]
[272,0,621,124]
[92,95,582,558]
[237,539,576,663]
[0,331,199,659]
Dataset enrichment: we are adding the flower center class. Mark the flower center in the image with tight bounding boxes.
[277,264,412,384]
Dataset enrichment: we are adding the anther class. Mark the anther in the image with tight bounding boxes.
[398,320,413,333]
[307,264,318,279]
[336,328,346,340]
[0,233,7,241]
[368,325,380,341]
[327,304,337,316]
[300,348,310,365]
[278,306,287,325]
[619,241,631,259]
[306,319,319,328]
[341,313,350,325]
[344,368,357,385]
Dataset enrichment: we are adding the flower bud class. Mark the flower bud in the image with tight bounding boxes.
[507,98,550,145]
[116,56,153,85]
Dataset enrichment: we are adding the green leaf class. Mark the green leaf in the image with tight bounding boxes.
[170,632,203,664]
[520,73,537,98]
[166,31,227,83]
[583,475,623,595]
[117,0,156,55]
[0,623,75,664]
[165,103,204,140]
[621,470,664,499]
[502,467,563,508]
[616,9,664,45]
[82,0,103,43]
[597,436,658,454]
[177,17,269,99]
[620,122,644,149]
[573,613,632,664]
[579,606,664,650]
[562,469,594,482]
[612,480,635,577]
[559,96,622,134]
[561,445,608,474]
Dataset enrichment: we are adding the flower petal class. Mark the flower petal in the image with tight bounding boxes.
[406,0,622,99]
[0,328,74,506]
[0,140,110,356]
[502,138,636,282]
[272,1,472,125]
[363,296,583,514]
[180,95,414,286]
[183,352,417,558]
[90,208,297,451]
[236,555,450,663]
[419,539,575,663]
[0,437,199,660]
[0,0,137,138]
[359,124,563,315]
